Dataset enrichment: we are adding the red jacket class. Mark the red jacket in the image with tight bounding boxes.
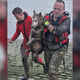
[11,12,32,49]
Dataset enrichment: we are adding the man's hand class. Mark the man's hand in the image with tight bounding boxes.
[43,17,50,27]
[48,25,56,34]
[8,39,13,43]
[48,24,54,33]
[43,18,55,33]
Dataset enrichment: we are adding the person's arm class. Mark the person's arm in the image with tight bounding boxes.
[8,23,20,43]
[43,14,55,32]
[44,18,70,35]
[52,18,70,36]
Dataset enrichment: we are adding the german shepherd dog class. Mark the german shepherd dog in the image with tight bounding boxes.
[26,10,46,74]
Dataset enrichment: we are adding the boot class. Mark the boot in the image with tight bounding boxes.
[21,75,29,80]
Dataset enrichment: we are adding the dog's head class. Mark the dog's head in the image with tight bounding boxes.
[31,10,44,28]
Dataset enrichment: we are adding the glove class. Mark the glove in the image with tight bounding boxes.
[44,21,50,27]
[43,17,55,33]
[43,18,50,28]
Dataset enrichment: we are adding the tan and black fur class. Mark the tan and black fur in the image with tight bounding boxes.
[26,10,46,74]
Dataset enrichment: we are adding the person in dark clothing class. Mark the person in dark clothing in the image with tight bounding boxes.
[44,0,70,80]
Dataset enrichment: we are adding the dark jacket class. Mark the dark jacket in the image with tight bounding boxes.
[44,11,70,44]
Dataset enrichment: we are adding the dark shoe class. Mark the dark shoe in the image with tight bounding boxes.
[43,65,47,74]
[44,69,47,74]
[21,75,29,80]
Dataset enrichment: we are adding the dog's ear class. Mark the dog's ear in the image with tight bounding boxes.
[39,12,42,17]
[33,10,36,15]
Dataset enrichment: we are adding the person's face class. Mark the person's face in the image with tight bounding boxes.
[14,13,23,21]
[53,2,65,18]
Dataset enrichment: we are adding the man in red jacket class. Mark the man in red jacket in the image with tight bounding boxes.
[8,7,43,80]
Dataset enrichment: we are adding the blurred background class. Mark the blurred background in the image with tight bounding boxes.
[0,0,7,80]
[73,0,80,80]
